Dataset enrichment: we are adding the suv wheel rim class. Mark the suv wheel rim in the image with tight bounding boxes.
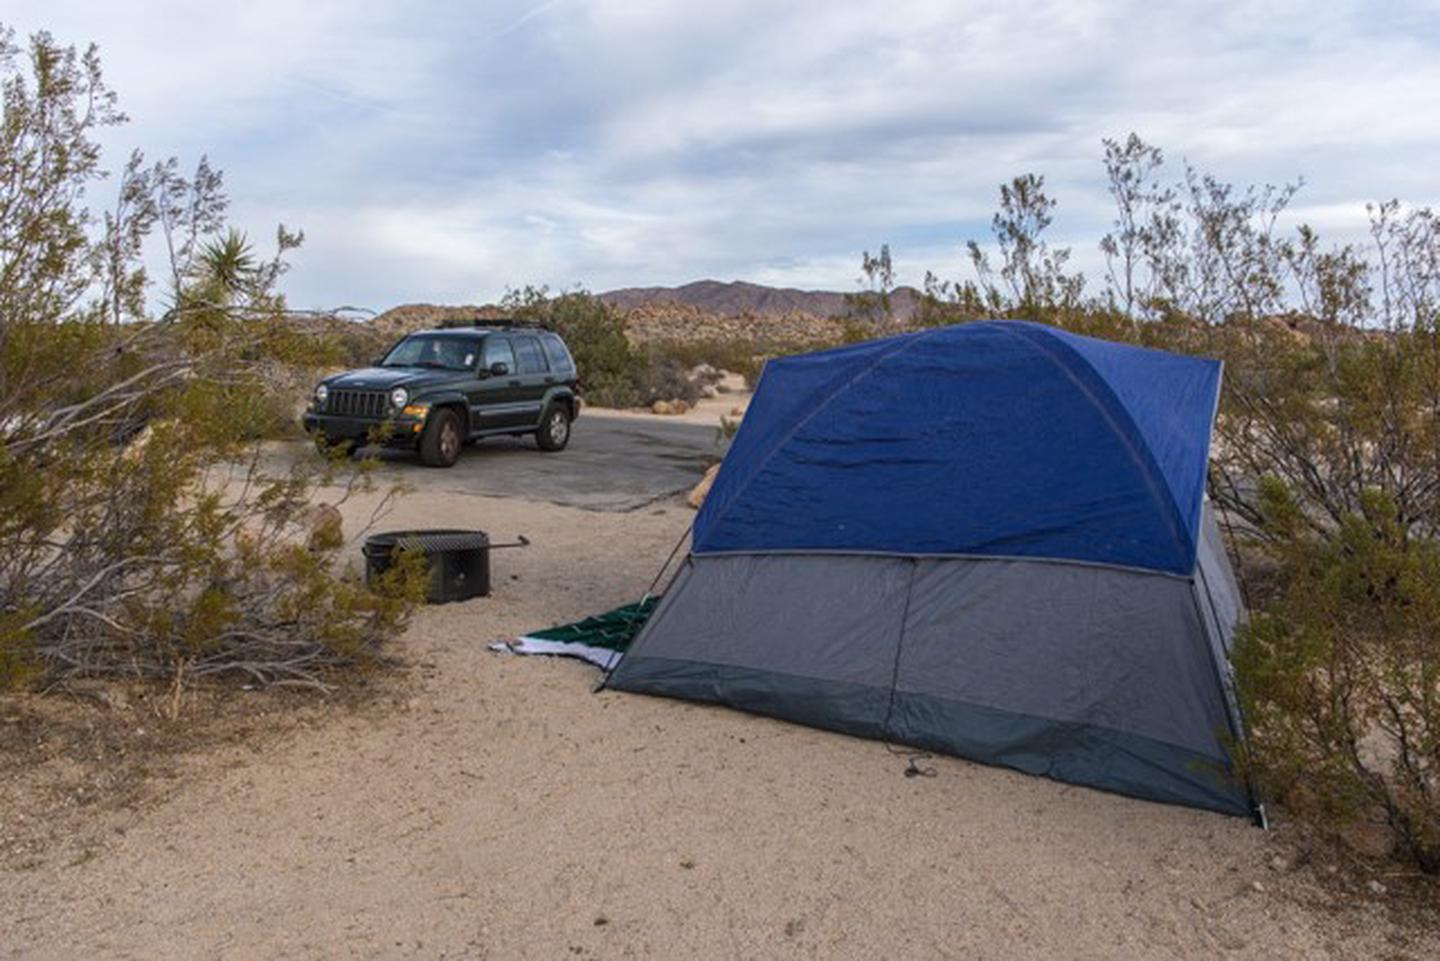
[441,421,460,459]
[549,411,569,444]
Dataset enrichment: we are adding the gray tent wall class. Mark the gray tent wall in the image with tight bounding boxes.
[607,504,1251,817]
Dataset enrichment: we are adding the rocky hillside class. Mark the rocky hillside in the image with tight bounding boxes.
[365,280,920,347]
[599,279,923,320]
[367,303,509,340]
[618,301,842,346]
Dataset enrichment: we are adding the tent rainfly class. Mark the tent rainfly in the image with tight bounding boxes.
[605,320,1253,818]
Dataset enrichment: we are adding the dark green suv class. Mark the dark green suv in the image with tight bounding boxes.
[302,326,580,467]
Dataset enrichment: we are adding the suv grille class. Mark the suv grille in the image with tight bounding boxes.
[328,389,389,419]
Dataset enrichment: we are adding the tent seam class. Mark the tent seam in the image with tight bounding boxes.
[997,323,1199,572]
[686,547,1195,581]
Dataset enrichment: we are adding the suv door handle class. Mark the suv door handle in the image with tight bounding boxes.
[508,379,521,387]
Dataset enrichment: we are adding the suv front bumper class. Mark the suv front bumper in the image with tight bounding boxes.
[302,411,425,447]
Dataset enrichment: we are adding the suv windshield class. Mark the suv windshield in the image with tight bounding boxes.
[380,335,479,371]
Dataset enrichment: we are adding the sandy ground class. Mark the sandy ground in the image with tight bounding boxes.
[2,447,1437,958]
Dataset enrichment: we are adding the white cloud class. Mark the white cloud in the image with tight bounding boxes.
[5,0,1439,308]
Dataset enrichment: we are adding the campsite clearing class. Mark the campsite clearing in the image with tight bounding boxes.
[1,411,1436,959]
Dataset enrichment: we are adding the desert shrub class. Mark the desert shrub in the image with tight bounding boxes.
[650,337,803,389]
[836,317,879,344]
[0,25,424,693]
[1233,488,1440,871]
[0,315,428,693]
[633,354,700,406]
[503,286,643,407]
[643,338,770,388]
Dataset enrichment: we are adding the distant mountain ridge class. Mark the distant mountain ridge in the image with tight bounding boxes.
[599,279,923,319]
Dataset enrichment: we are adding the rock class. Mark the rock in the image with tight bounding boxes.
[63,680,129,711]
[688,463,722,509]
[123,424,154,460]
[1367,880,1387,896]
[98,688,130,712]
[729,406,746,417]
[297,503,343,550]
[716,372,749,394]
[651,399,690,416]
[1249,880,1265,894]
[1267,855,1288,873]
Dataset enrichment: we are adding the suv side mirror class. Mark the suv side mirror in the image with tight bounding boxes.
[489,361,510,376]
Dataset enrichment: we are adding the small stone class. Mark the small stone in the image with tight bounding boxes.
[1367,880,1387,897]
[1249,880,1265,894]
[1267,855,1287,872]
[98,688,130,711]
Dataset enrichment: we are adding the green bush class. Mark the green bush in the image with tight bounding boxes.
[634,354,700,406]
[1234,488,1440,872]
[643,337,781,388]
[502,287,644,407]
[0,26,425,694]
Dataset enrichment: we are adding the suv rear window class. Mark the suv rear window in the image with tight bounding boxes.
[513,335,548,375]
[541,333,575,373]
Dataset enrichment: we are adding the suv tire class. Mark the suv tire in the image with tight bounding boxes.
[419,408,463,467]
[535,404,571,452]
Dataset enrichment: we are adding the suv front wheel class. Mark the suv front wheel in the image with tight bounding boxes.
[419,408,464,467]
[535,404,571,452]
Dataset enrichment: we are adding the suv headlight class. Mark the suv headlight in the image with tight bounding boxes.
[390,387,408,409]
[314,384,328,407]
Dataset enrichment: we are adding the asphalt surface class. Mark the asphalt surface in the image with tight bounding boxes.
[359,411,728,511]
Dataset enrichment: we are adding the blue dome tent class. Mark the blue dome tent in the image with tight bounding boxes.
[606,321,1252,817]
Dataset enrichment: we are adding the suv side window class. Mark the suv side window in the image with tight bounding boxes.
[483,336,516,373]
[541,333,575,373]
[513,335,548,375]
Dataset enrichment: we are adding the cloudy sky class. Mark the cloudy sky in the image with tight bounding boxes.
[8,0,1440,311]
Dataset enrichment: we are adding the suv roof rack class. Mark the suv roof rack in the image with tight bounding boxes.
[433,317,552,331]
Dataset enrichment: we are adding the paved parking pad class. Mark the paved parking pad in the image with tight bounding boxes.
[358,412,727,511]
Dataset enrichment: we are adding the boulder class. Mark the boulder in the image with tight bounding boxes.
[296,502,344,551]
[687,463,722,509]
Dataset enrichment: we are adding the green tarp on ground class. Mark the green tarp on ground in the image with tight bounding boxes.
[489,599,656,669]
